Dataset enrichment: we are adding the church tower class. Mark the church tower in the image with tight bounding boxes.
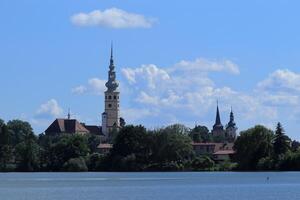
[225,107,237,142]
[102,45,120,139]
[212,102,225,141]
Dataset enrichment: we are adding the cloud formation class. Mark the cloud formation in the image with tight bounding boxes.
[36,99,63,118]
[120,59,289,127]
[173,58,240,75]
[73,55,300,133]
[71,8,155,29]
[257,69,300,93]
[72,78,106,95]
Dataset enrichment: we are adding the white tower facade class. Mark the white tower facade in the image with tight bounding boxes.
[102,46,120,138]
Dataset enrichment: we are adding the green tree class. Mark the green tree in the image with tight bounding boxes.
[109,125,152,171]
[15,130,40,172]
[164,124,190,135]
[0,124,13,171]
[7,120,34,146]
[87,134,101,153]
[47,134,89,171]
[234,125,274,170]
[278,151,300,170]
[192,156,215,170]
[190,125,211,143]
[62,157,88,172]
[291,140,300,152]
[151,126,194,165]
[273,122,291,157]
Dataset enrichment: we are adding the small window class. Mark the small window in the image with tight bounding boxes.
[108,104,112,108]
[109,96,112,99]
[105,96,107,99]
[114,95,116,99]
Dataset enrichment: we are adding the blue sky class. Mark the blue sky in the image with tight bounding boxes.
[1,0,300,139]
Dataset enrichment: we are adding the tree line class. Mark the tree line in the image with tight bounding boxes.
[0,118,299,172]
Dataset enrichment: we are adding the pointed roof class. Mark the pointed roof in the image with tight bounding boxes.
[213,101,223,130]
[215,102,221,125]
[105,44,119,92]
[110,42,114,67]
[227,107,236,128]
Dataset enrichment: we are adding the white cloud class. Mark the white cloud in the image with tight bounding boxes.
[120,59,290,128]
[256,69,300,107]
[88,78,106,95]
[72,78,106,95]
[36,99,63,118]
[122,64,170,89]
[257,69,300,92]
[173,58,240,75]
[71,8,155,29]
[71,85,87,95]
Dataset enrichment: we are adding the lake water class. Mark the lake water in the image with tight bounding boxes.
[0,172,299,200]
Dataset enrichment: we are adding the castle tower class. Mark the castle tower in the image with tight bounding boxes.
[225,107,237,142]
[102,45,120,139]
[212,102,225,141]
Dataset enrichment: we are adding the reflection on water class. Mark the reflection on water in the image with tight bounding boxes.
[0,172,299,200]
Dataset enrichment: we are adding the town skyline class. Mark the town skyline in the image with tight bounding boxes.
[1,1,300,139]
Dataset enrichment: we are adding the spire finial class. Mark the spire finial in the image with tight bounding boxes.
[215,100,222,125]
[110,41,113,60]
[67,108,70,120]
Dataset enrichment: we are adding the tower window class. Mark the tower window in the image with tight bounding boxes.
[105,96,107,99]
[109,96,112,99]
[108,104,112,108]
[114,95,116,99]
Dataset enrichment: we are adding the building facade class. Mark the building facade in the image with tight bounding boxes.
[212,103,237,143]
[102,46,121,140]
[225,108,237,142]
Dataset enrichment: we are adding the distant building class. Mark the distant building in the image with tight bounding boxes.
[211,103,238,143]
[96,143,113,155]
[192,142,234,162]
[101,45,122,142]
[44,118,102,136]
[44,46,123,144]
[212,102,225,140]
[225,107,237,142]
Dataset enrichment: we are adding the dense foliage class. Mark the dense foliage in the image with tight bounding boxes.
[0,118,299,172]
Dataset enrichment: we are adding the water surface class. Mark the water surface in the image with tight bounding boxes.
[0,172,299,200]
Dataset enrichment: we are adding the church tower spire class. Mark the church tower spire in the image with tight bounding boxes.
[215,101,222,126]
[110,42,114,67]
[102,44,121,141]
[105,43,119,92]
[225,106,237,142]
[212,101,225,141]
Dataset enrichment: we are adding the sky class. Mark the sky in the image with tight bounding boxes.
[1,0,300,139]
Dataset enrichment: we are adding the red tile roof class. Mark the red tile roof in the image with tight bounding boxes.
[45,119,89,135]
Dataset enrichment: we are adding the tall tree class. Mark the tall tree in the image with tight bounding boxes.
[7,120,34,146]
[0,124,12,170]
[109,125,152,171]
[234,125,274,170]
[47,135,89,171]
[151,126,194,165]
[190,125,211,143]
[273,122,291,157]
[15,128,40,172]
